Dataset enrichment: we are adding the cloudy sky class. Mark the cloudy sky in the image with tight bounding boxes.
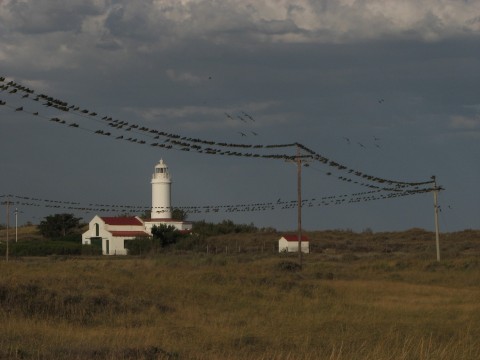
[1,0,479,232]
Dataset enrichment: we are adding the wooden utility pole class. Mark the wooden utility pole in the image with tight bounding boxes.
[432,176,441,261]
[296,145,303,267]
[3,198,11,262]
[15,208,18,243]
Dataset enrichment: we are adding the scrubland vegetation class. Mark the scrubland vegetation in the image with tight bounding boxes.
[0,226,479,359]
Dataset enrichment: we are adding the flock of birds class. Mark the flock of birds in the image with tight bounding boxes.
[224,111,258,137]
[1,76,436,199]
[343,135,382,149]
[1,186,431,215]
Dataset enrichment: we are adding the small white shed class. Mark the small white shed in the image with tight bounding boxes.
[278,235,309,253]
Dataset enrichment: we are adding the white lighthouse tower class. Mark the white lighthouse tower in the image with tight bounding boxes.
[151,159,172,219]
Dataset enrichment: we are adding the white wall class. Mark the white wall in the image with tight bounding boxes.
[278,237,309,253]
[104,236,129,256]
[144,220,192,234]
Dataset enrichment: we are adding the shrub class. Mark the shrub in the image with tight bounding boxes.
[192,219,258,236]
[276,260,302,272]
[124,238,153,255]
[1,240,82,256]
[81,244,102,256]
[52,233,82,243]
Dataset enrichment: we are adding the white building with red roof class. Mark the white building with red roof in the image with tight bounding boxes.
[81,159,192,255]
[278,234,310,253]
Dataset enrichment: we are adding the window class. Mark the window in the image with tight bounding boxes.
[95,223,99,236]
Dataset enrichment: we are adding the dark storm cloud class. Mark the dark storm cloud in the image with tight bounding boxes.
[0,0,103,34]
[1,0,480,231]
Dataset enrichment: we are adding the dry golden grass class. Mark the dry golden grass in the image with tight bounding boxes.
[0,225,43,243]
[1,248,479,359]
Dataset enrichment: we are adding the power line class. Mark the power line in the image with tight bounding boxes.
[1,76,434,191]
[2,188,434,215]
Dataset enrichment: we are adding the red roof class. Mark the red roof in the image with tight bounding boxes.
[282,235,309,242]
[101,217,143,226]
[110,231,149,237]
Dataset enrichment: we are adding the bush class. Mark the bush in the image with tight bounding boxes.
[124,238,153,255]
[81,244,102,256]
[277,260,302,272]
[52,233,82,243]
[192,219,258,236]
[0,240,82,257]
[125,226,188,255]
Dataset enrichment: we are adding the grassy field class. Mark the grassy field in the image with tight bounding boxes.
[0,228,479,359]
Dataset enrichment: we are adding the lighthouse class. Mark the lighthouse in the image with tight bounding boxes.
[82,158,192,255]
[151,159,172,219]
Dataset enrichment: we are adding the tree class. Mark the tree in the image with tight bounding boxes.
[171,208,188,221]
[37,213,83,239]
[151,224,182,248]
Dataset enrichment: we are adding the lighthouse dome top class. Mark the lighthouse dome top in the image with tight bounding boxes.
[156,158,167,168]
[152,158,171,181]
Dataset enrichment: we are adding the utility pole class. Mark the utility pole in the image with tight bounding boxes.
[15,208,18,243]
[432,176,441,261]
[286,144,310,267]
[296,145,303,266]
[3,198,11,262]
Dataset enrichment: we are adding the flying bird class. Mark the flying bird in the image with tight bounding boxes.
[238,132,247,137]
[242,111,255,121]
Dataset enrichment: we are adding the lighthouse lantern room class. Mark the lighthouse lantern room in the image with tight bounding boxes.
[151,159,172,219]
